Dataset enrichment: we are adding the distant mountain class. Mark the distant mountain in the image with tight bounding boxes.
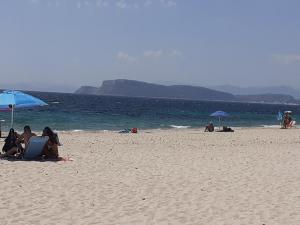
[235,94,297,104]
[212,85,300,99]
[75,86,99,95]
[75,79,300,104]
[75,79,235,101]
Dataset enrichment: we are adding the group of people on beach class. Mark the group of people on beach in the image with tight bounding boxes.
[282,111,295,129]
[204,122,234,132]
[1,126,59,160]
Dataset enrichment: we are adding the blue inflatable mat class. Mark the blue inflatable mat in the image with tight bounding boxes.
[24,136,49,160]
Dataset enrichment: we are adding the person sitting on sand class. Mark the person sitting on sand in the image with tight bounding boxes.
[288,115,293,127]
[204,122,214,132]
[18,125,36,149]
[1,126,60,160]
[41,127,59,159]
[2,128,19,153]
[283,113,289,129]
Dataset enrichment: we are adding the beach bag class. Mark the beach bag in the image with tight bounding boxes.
[131,128,138,133]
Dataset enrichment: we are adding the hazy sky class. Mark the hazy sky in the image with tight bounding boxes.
[0,0,300,92]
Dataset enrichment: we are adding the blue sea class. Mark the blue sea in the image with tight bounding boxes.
[0,91,299,132]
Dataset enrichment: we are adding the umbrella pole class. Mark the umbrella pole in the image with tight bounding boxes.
[219,117,221,130]
[11,105,14,128]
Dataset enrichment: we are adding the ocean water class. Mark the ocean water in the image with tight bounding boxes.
[0,91,299,132]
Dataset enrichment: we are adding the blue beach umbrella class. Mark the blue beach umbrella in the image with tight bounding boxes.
[210,111,230,129]
[0,90,48,128]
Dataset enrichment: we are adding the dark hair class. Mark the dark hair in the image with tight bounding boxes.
[5,128,16,143]
[42,127,58,144]
[24,125,31,132]
[9,128,15,135]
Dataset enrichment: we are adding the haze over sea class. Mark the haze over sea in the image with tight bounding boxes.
[0,91,299,132]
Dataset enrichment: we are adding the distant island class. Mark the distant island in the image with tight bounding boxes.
[212,85,300,99]
[75,79,299,104]
[75,79,235,101]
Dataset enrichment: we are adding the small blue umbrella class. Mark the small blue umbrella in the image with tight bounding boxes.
[210,111,230,130]
[0,90,48,128]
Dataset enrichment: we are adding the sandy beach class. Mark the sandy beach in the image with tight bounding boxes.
[0,127,299,225]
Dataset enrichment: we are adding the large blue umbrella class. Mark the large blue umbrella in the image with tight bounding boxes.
[210,111,230,130]
[0,90,48,128]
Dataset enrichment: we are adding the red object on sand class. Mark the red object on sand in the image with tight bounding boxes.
[131,128,138,133]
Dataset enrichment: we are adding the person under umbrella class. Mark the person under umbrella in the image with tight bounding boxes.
[210,111,230,130]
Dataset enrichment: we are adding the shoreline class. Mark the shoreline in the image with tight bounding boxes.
[0,124,293,137]
[42,124,296,133]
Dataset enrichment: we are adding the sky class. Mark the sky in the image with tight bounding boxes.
[0,0,300,92]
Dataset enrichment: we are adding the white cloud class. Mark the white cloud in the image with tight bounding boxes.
[96,0,109,7]
[114,1,142,9]
[117,52,137,62]
[116,0,128,9]
[160,0,177,7]
[55,1,61,7]
[29,0,40,4]
[144,0,152,7]
[144,50,163,58]
[272,54,300,65]
[170,50,183,57]
[143,49,183,59]
[117,49,182,62]
[28,0,177,9]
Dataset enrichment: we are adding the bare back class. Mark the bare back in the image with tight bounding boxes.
[20,132,37,148]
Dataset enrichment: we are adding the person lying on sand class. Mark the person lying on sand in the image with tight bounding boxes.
[217,126,234,132]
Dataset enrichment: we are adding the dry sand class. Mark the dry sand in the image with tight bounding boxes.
[0,127,299,225]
